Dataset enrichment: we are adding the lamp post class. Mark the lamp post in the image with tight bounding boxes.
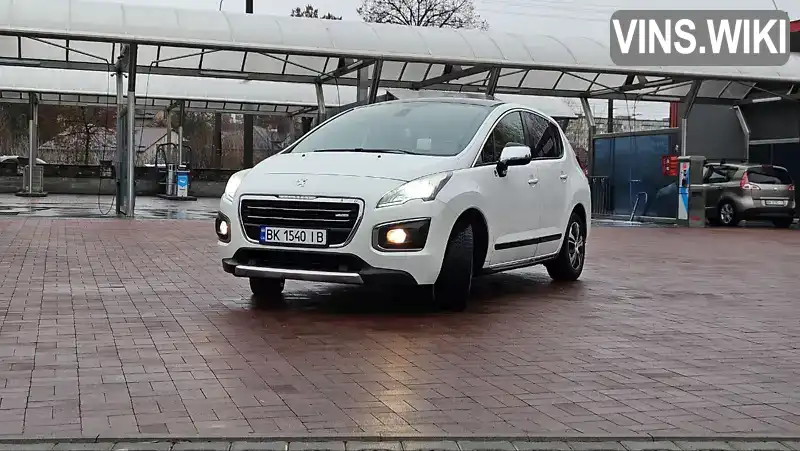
[217,0,254,169]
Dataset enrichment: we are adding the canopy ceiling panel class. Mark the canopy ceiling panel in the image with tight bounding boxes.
[0,66,350,114]
[0,0,797,104]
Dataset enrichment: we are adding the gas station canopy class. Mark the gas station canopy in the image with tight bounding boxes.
[0,66,348,115]
[0,0,798,104]
[0,66,581,120]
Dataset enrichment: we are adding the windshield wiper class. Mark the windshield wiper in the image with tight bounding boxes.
[314,148,415,155]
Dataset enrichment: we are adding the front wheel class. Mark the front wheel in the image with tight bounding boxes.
[431,222,474,312]
[772,218,794,229]
[545,212,586,282]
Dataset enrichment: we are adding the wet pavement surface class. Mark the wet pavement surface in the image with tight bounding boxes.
[0,194,218,220]
[0,216,799,439]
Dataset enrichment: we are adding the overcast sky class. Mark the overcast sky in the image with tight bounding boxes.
[93,0,800,120]
[106,0,800,35]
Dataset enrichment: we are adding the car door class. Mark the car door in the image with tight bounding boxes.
[703,166,739,219]
[702,166,728,217]
[471,110,541,265]
[522,111,568,257]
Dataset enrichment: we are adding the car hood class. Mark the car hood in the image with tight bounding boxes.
[250,151,459,182]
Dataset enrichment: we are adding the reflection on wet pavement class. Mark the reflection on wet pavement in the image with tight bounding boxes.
[0,193,218,220]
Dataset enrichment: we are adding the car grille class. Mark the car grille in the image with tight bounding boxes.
[240,198,360,246]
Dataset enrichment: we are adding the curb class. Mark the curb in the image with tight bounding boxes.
[1,436,800,443]
[0,437,797,451]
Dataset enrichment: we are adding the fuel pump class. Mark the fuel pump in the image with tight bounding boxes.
[677,155,706,227]
[154,142,197,201]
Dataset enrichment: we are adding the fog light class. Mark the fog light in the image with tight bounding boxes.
[373,219,431,252]
[385,228,407,244]
[215,212,231,243]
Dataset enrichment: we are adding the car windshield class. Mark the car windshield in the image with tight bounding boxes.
[287,101,493,157]
[747,167,792,184]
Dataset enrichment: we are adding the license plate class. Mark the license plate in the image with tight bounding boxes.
[260,227,327,245]
[765,200,787,206]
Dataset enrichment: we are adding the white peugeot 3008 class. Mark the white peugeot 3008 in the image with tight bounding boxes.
[217,98,590,310]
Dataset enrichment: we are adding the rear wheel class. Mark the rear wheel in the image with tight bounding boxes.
[772,218,794,229]
[545,211,586,282]
[431,222,474,312]
[249,277,285,307]
[718,201,739,227]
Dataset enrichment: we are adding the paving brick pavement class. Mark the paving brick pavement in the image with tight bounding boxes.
[0,438,798,451]
[0,218,799,438]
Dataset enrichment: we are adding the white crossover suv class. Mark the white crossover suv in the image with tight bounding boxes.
[216,98,591,310]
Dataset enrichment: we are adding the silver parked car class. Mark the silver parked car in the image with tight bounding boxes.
[703,163,796,228]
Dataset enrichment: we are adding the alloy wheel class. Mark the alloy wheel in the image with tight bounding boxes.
[567,221,585,270]
[720,203,734,224]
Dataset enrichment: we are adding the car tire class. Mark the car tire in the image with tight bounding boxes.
[249,277,285,307]
[718,201,739,227]
[545,211,586,282]
[772,218,794,229]
[431,221,474,312]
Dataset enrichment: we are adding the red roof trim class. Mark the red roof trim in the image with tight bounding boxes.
[792,20,800,33]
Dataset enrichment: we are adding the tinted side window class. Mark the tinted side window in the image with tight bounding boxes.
[478,111,525,165]
[523,112,562,159]
[522,112,545,153]
[706,169,730,183]
[747,167,792,184]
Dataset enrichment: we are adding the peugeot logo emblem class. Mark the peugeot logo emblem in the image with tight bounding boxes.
[296,178,307,187]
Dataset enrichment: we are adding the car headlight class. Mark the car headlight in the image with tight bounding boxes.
[376,172,452,208]
[222,169,249,202]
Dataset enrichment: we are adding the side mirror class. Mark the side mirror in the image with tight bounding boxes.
[497,144,532,177]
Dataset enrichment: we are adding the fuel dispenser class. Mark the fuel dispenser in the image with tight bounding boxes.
[154,143,197,201]
[677,155,706,227]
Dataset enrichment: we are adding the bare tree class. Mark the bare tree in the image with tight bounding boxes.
[55,107,116,164]
[0,104,30,155]
[291,4,341,20]
[357,0,488,29]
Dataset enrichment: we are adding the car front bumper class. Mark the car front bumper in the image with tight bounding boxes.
[217,195,460,286]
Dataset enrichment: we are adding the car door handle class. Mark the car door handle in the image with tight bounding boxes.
[560,174,568,180]
[528,178,539,186]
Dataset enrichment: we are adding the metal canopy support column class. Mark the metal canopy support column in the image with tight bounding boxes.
[580,97,596,176]
[315,82,327,125]
[213,114,222,168]
[485,68,501,97]
[243,115,254,168]
[733,106,751,161]
[368,60,383,104]
[125,44,138,217]
[607,99,614,133]
[178,101,185,165]
[165,108,172,146]
[242,0,254,169]
[115,69,124,214]
[680,80,701,156]
[19,92,41,197]
[356,64,369,103]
